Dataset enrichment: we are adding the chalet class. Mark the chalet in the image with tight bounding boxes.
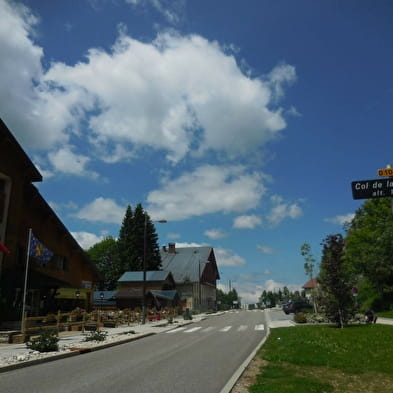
[303,278,318,299]
[0,119,100,323]
[115,271,179,309]
[160,243,220,311]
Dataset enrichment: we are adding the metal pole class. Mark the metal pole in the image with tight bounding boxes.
[199,261,201,309]
[142,214,147,324]
[21,228,32,333]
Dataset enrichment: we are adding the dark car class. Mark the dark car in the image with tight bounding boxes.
[283,300,313,314]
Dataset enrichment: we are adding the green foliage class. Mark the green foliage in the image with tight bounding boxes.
[300,243,316,280]
[88,236,121,290]
[216,288,240,309]
[26,330,59,352]
[345,198,393,310]
[318,234,354,328]
[84,329,108,342]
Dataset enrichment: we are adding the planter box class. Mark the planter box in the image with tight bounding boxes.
[71,325,81,331]
[103,321,116,328]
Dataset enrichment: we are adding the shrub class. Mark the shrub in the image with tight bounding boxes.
[294,312,307,324]
[26,330,59,352]
[84,329,107,342]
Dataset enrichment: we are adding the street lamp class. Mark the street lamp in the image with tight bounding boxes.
[142,215,167,324]
[75,290,80,307]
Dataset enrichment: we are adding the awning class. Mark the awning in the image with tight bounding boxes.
[55,288,88,299]
[150,290,178,301]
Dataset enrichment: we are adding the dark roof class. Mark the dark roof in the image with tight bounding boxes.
[114,288,178,300]
[0,118,42,182]
[118,271,172,282]
[160,246,219,283]
[93,291,117,301]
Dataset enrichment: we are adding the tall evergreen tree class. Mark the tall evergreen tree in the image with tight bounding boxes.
[318,234,354,328]
[117,205,135,273]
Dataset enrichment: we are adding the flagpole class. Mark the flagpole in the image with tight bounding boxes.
[21,228,32,333]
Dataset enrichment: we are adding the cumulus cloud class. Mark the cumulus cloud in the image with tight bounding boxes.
[233,214,262,229]
[257,245,275,254]
[324,213,355,226]
[204,228,226,239]
[74,197,125,224]
[71,231,104,249]
[1,2,295,172]
[267,195,303,226]
[147,165,266,220]
[215,247,246,267]
[48,146,99,178]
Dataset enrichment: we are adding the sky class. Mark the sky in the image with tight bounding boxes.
[1,0,393,304]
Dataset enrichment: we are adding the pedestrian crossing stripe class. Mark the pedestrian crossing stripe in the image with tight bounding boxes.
[166,324,265,333]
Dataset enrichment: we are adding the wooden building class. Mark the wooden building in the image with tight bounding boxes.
[0,119,100,323]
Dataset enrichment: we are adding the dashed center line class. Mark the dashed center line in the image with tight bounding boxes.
[219,326,232,332]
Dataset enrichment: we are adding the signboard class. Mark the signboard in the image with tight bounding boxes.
[378,167,393,177]
[351,178,393,200]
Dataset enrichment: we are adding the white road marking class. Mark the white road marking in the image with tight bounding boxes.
[237,325,248,332]
[255,324,265,331]
[184,326,202,333]
[219,326,232,332]
[201,326,215,332]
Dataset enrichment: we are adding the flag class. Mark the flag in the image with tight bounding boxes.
[29,233,53,263]
[0,241,10,254]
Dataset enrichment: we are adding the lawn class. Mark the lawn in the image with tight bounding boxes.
[250,324,393,393]
[377,310,393,318]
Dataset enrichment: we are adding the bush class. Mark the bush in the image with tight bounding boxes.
[26,330,59,352]
[84,329,107,342]
[294,312,307,324]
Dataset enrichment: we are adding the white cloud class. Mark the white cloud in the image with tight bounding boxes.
[267,195,303,226]
[233,214,262,229]
[324,213,355,226]
[204,228,226,239]
[174,241,207,248]
[74,197,125,224]
[71,231,103,250]
[1,2,295,167]
[48,146,98,178]
[215,247,246,267]
[166,232,181,240]
[257,245,275,254]
[147,165,266,221]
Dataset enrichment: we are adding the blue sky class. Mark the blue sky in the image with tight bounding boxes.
[1,0,393,303]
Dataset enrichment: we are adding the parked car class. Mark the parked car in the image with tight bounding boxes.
[283,300,313,314]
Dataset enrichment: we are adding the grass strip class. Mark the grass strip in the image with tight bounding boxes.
[250,324,393,393]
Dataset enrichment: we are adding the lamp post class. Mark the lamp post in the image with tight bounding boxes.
[75,290,80,308]
[142,215,167,324]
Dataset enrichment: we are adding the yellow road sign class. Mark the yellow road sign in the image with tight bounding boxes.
[378,168,393,177]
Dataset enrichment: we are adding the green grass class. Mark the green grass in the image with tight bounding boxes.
[250,325,393,393]
[377,310,393,318]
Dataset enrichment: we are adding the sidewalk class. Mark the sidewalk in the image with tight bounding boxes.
[0,313,212,373]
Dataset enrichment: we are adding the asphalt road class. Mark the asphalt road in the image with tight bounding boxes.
[1,310,267,393]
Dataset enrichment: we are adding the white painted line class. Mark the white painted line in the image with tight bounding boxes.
[219,326,232,332]
[237,325,248,332]
[201,326,215,332]
[184,326,202,333]
[255,324,265,331]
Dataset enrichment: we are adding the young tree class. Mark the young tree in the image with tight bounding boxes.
[88,237,121,290]
[300,243,317,311]
[345,198,393,309]
[318,234,354,328]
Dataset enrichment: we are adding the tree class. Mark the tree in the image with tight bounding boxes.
[117,205,134,273]
[345,198,393,310]
[318,234,354,328]
[300,243,317,312]
[87,237,121,290]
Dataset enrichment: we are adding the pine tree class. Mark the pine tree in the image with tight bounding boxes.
[318,234,354,328]
[118,205,135,273]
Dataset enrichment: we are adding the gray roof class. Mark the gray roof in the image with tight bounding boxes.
[160,246,218,283]
[118,271,171,282]
[150,290,178,300]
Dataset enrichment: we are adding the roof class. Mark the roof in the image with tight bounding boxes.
[118,270,172,282]
[93,291,117,301]
[150,290,178,300]
[160,246,220,283]
[114,288,178,300]
[303,278,318,289]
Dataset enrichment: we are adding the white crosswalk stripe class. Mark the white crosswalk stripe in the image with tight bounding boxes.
[184,326,202,333]
[166,324,265,334]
